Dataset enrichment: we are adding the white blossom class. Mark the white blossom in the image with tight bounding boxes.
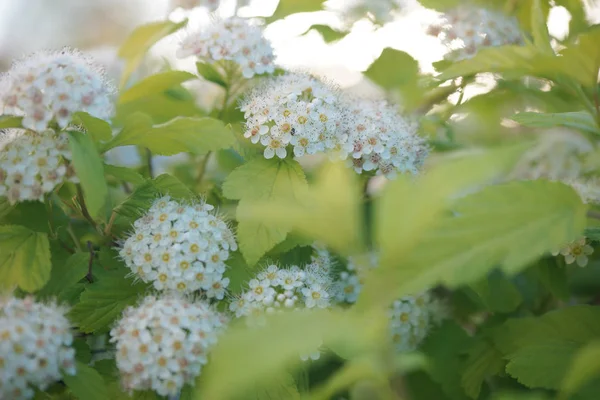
[342,98,429,178]
[326,0,407,26]
[510,130,593,181]
[119,196,237,298]
[0,48,115,131]
[0,129,76,204]
[110,294,226,397]
[427,7,522,61]
[552,237,594,267]
[177,17,275,79]
[240,73,351,160]
[170,0,219,12]
[0,296,76,400]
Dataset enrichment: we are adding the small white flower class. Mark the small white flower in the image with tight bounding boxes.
[170,0,219,12]
[326,0,406,26]
[110,295,226,397]
[1,296,76,399]
[553,237,594,267]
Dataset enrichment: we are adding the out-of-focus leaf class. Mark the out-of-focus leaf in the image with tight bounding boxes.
[119,71,196,104]
[236,162,363,259]
[73,112,113,143]
[0,115,23,129]
[104,114,234,156]
[511,111,600,134]
[468,271,523,313]
[104,164,146,186]
[561,340,600,397]
[196,62,227,88]
[364,48,419,89]
[118,19,188,87]
[531,0,554,55]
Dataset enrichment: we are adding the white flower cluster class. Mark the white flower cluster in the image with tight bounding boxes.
[568,179,600,205]
[328,251,445,352]
[0,48,115,131]
[552,237,594,267]
[510,130,593,181]
[327,0,406,26]
[428,7,522,61]
[120,196,237,298]
[229,263,334,319]
[177,17,275,79]
[0,297,76,400]
[240,73,350,159]
[0,129,76,204]
[343,98,428,178]
[110,295,226,397]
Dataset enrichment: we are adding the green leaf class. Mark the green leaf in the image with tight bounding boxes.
[115,90,202,126]
[505,340,580,389]
[558,29,600,88]
[68,131,108,219]
[234,162,364,260]
[364,180,586,305]
[492,305,600,354]
[531,0,554,55]
[104,114,235,156]
[104,164,146,185]
[223,158,308,265]
[69,270,149,333]
[534,257,569,300]
[63,362,109,400]
[0,115,23,129]
[0,225,51,292]
[118,19,188,88]
[301,24,347,43]
[585,227,600,241]
[364,48,419,89]
[250,372,301,399]
[194,309,378,400]
[468,271,523,313]
[266,0,325,22]
[119,71,197,104]
[73,112,113,143]
[36,252,89,299]
[114,173,195,219]
[462,339,505,399]
[196,62,227,88]
[511,111,600,134]
[561,340,600,397]
[0,198,13,220]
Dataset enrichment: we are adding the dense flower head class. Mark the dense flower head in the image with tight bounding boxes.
[328,251,445,352]
[0,296,76,400]
[119,196,237,298]
[0,129,76,204]
[342,98,428,178]
[427,7,522,61]
[552,237,594,267]
[229,262,335,320]
[110,294,226,397]
[240,73,350,159]
[177,17,275,79]
[326,0,406,26]
[510,130,593,181]
[0,48,115,131]
[568,178,600,205]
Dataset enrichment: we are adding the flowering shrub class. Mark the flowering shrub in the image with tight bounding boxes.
[1,0,600,399]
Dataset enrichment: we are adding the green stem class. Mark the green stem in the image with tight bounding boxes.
[146,148,154,179]
[76,185,97,230]
[67,225,82,252]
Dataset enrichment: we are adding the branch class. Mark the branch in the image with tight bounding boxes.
[86,241,95,283]
[76,185,97,229]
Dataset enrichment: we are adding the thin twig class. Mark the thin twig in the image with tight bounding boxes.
[76,185,97,229]
[196,152,212,186]
[146,148,154,179]
[104,211,117,236]
[587,210,600,220]
[86,241,95,283]
[58,238,75,254]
